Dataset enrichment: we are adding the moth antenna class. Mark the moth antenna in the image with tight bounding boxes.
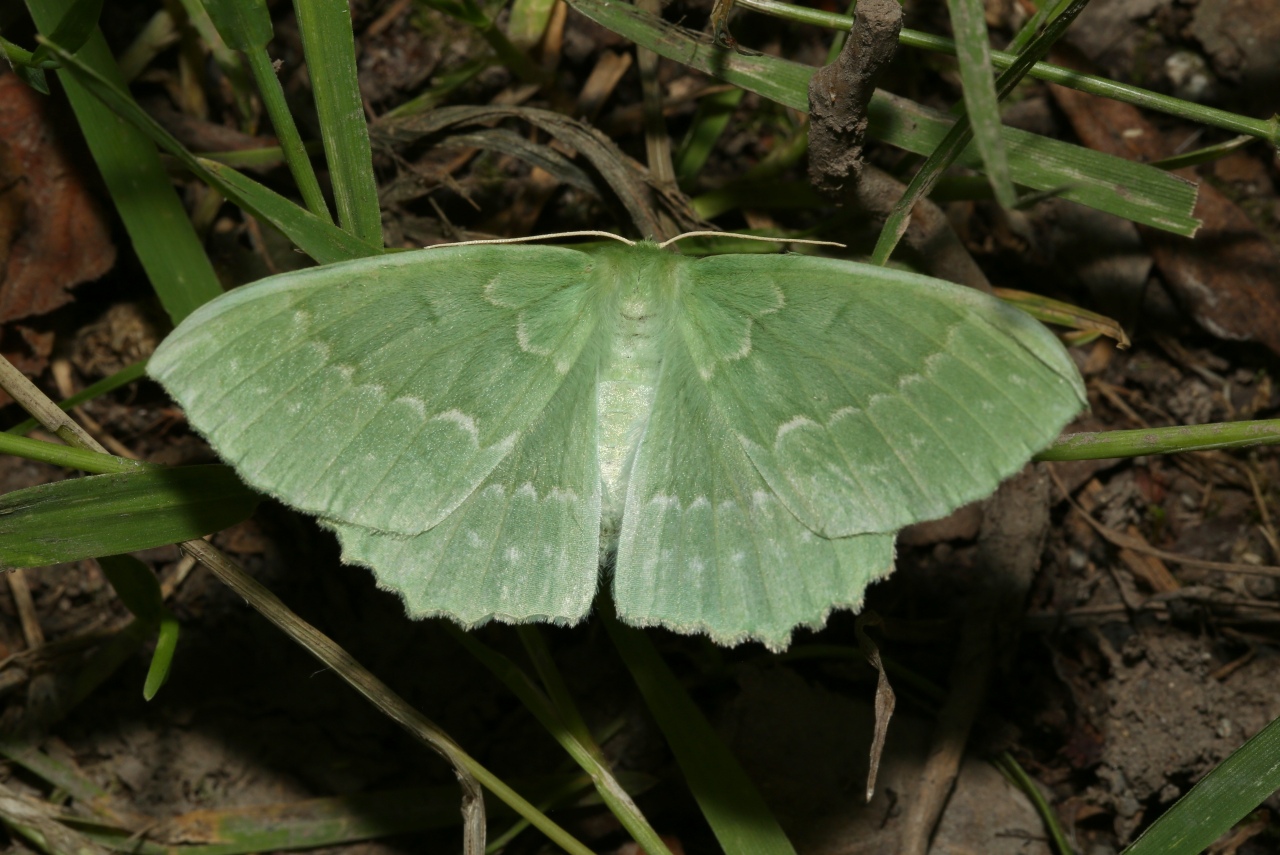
[428,231,636,249]
[659,231,847,249]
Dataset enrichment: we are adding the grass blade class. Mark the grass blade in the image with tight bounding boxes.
[418,0,546,84]
[202,0,332,222]
[291,0,382,244]
[675,87,745,188]
[200,0,273,47]
[993,288,1129,346]
[172,0,258,123]
[143,611,180,700]
[62,777,610,854]
[871,0,1093,264]
[1122,712,1280,855]
[116,9,180,81]
[0,465,260,567]
[97,553,165,623]
[945,0,1014,207]
[24,0,224,323]
[29,0,103,64]
[379,56,491,120]
[601,601,798,855]
[243,47,332,220]
[868,90,1197,236]
[1036,419,1280,461]
[0,432,152,474]
[201,159,381,262]
[1150,134,1257,171]
[737,0,1280,147]
[992,752,1075,855]
[40,41,380,264]
[508,0,560,49]
[564,0,1199,236]
[3,36,52,94]
[448,626,675,855]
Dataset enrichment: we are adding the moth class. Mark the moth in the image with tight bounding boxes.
[149,234,1085,648]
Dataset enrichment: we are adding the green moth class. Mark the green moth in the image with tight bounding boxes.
[149,236,1085,648]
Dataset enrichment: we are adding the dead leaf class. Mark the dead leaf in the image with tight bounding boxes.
[1047,51,1280,357]
[0,72,116,324]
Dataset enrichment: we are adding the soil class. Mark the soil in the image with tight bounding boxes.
[1,0,1279,853]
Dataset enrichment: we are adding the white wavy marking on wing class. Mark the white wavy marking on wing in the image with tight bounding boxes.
[775,415,820,445]
[431,409,481,445]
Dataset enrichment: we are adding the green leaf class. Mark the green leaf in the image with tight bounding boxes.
[1122,712,1280,855]
[29,0,104,64]
[0,465,260,567]
[1151,134,1258,171]
[7,55,51,95]
[419,0,489,29]
[417,0,545,84]
[1,36,49,94]
[198,0,331,221]
[199,0,331,221]
[508,0,561,49]
[675,87,745,189]
[378,56,491,120]
[97,553,180,700]
[200,0,272,50]
[144,611,180,700]
[739,0,1278,147]
[97,553,164,623]
[241,46,333,221]
[200,158,372,262]
[564,0,1200,237]
[172,0,259,134]
[149,238,1084,648]
[25,0,225,323]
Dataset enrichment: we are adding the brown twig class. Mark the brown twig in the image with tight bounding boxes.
[5,571,44,651]
[806,0,992,293]
[807,0,901,197]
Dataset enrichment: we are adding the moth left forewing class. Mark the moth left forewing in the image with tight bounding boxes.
[150,246,605,538]
[150,244,612,628]
[682,253,1086,539]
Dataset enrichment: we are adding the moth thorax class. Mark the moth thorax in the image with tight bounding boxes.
[596,293,666,553]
